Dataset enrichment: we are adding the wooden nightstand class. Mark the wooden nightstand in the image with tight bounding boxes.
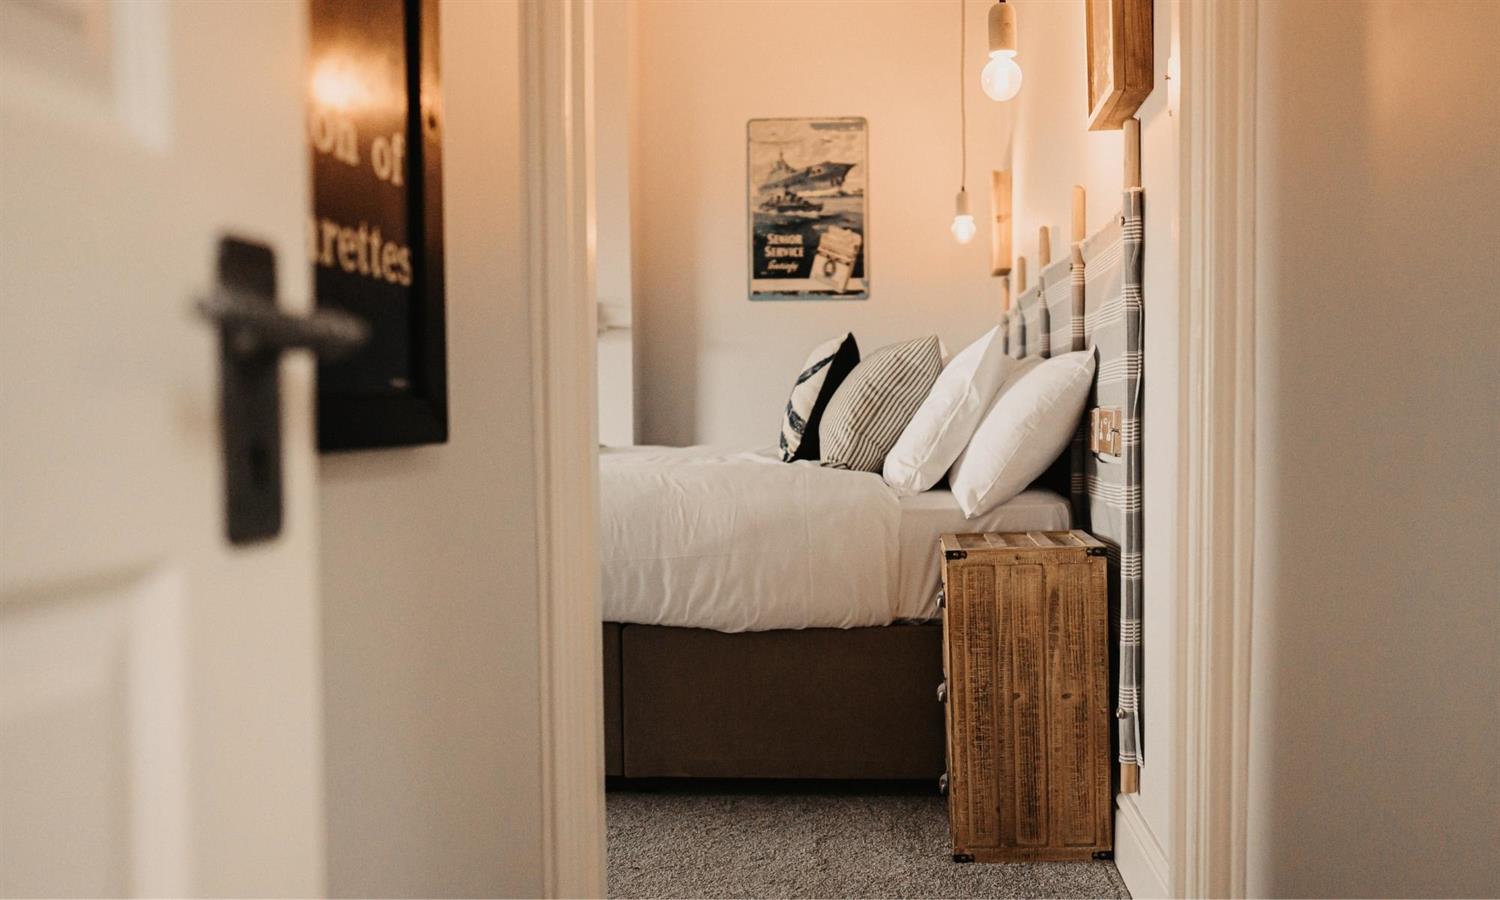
[938,531,1113,862]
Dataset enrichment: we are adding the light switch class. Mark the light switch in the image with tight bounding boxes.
[1089,407,1122,457]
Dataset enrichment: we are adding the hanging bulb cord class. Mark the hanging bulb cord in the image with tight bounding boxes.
[958,0,967,194]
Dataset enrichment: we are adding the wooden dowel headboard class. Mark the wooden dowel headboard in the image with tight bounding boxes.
[1072,185,1087,243]
[990,170,1012,276]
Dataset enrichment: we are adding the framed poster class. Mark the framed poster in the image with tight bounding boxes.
[309,0,447,451]
[747,117,868,299]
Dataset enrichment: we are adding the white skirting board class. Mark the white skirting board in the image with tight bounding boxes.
[1114,793,1171,898]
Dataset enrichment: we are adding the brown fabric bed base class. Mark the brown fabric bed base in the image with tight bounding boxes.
[602,621,946,780]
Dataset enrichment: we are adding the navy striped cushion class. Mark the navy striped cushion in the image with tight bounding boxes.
[818,336,943,472]
[779,333,860,462]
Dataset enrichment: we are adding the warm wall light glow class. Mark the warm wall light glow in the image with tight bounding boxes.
[981,50,1023,102]
[310,58,367,111]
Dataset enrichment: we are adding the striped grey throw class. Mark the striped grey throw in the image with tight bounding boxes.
[1081,189,1146,770]
[818,336,943,473]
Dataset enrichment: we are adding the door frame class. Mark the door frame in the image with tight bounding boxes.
[521,0,1266,894]
[523,0,606,896]
[1172,0,1257,896]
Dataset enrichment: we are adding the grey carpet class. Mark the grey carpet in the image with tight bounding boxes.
[607,785,1130,899]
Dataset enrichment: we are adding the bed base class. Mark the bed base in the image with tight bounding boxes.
[603,622,946,780]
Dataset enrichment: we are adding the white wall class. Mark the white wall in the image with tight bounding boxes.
[1007,2,1125,244]
[1249,3,1500,896]
[318,2,546,896]
[631,0,1011,447]
[596,0,637,446]
[598,331,634,444]
[1004,2,1179,894]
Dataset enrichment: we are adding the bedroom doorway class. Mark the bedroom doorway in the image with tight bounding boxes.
[583,1,1146,897]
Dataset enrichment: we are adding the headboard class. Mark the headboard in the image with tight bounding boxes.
[997,150,1146,783]
[1008,251,1082,512]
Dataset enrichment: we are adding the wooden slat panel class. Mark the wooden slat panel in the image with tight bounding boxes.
[962,564,1000,847]
[1006,564,1047,847]
[948,532,1101,554]
[990,564,1013,848]
[944,564,969,845]
[1049,562,1097,846]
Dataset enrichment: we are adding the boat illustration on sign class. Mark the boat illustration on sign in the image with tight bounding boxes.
[760,150,858,194]
[756,191,824,220]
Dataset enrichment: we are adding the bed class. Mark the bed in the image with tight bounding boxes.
[601,182,1145,783]
[600,446,1071,779]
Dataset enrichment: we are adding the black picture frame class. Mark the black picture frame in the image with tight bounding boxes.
[311,0,447,452]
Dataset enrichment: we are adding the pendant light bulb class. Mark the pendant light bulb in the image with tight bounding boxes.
[981,50,1023,102]
[982,1,1022,102]
[951,189,977,244]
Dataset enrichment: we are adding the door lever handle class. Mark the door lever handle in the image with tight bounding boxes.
[196,289,368,360]
[200,235,370,545]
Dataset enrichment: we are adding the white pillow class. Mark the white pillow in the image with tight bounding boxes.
[883,326,1017,495]
[949,350,1096,518]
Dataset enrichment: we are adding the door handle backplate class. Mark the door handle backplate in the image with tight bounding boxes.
[199,235,368,545]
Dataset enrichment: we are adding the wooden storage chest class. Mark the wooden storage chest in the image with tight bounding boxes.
[939,531,1113,862]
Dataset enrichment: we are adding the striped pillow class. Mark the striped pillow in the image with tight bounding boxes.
[779,333,860,462]
[818,336,944,472]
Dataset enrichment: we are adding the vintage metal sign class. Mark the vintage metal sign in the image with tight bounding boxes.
[747,117,868,300]
[309,0,447,450]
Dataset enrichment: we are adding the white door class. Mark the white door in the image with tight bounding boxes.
[0,2,324,896]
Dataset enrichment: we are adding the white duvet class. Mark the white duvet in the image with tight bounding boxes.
[599,446,901,631]
[599,445,1072,632]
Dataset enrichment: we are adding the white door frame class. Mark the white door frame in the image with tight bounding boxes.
[523,0,606,896]
[522,0,1265,895]
[1172,0,1257,897]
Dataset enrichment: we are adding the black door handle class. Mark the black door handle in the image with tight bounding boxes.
[201,236,368,545]
[196,289,367,360]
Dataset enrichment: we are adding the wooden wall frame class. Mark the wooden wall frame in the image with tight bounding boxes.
[990,170,1012,277]
[1085,0,1153,131]
[312,0,449,452]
